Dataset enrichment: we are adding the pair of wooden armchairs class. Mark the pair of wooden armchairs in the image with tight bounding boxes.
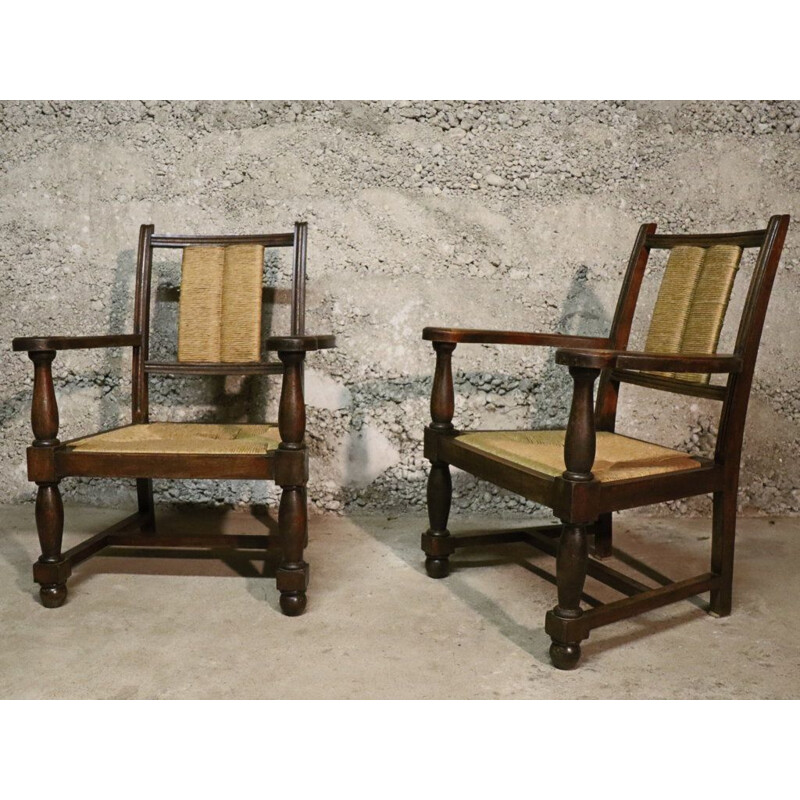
[13,215,789,670]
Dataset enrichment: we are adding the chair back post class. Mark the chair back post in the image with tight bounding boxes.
[132,223,154,424]
[715,214,790,470]
[291,221,307,336]
[595,222,656,431]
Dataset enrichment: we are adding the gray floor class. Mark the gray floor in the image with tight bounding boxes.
[1,504,798,699]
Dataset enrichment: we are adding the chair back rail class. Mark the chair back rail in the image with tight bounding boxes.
[645,230,767,249]
[149,233,295,247]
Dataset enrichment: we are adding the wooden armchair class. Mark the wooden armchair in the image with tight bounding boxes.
[12,222,334,616]
[421,215,790,669]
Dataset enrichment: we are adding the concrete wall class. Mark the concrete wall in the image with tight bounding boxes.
[2,100,798,516]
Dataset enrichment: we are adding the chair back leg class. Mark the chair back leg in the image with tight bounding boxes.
[709,488,738,616]
[546,522,591,669]
[136,478,155,533]
[592,513,613,559]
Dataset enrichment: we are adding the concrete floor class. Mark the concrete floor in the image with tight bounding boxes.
[1,504,798,699]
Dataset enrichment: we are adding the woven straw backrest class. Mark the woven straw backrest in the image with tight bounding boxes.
[644,244,742,383]
[177,245,264,362]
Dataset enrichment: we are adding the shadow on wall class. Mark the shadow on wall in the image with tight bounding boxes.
[530,261,611,427]
[2,249,138,502]
[557,263,611,338]
[100,248,136,430]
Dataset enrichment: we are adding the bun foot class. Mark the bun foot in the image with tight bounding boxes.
[549,641,581,670]
[279,591,307,616]
[425,556,450,579]
[40,583,67,608]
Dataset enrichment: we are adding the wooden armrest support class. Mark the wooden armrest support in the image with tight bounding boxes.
[563,365,600,483]
[277,351,307,450]
[13,336,142,449]
[12,334,141,353]
[555,348,743,373]
[264,335,336,352]
[423,327,609,348]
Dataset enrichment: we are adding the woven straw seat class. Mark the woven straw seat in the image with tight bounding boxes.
[67,422,281,456]
[455,430,701,482]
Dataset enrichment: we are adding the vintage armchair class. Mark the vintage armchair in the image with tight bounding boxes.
[421,215,790,669]
[12,222,334,616]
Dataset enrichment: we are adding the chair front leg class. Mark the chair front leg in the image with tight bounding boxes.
[424,461,452,578]
[277,485,308,616]
[27,350,71,607]
[546,365,599,668]
[276,350,309,616]
[547,523,590,669]
[422,341,456,578]
[33,481,69,607]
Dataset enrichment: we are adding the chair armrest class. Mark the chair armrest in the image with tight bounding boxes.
[423,327,609,348]
[555,348,743,374]
[12,334,142,353]
[264,334,336,352]
[422,330,609,433]
[269,335,335,451]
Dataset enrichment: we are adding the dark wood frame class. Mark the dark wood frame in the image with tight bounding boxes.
[13,222,335,616]
[421,215,790,669]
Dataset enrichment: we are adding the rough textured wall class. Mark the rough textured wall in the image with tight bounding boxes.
[1,100,798,516]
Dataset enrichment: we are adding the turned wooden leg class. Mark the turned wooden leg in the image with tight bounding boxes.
[592,513,613,559]
[26,351,70,606]
[422,461,453,578]
[277,485,308,616]
[275,349,309,615]
[33,482,70,608]
[422,340,457,579]
[710,489,737,617]
[546,365,599,668]
[547,523,590,669]
[136,478,155,533]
